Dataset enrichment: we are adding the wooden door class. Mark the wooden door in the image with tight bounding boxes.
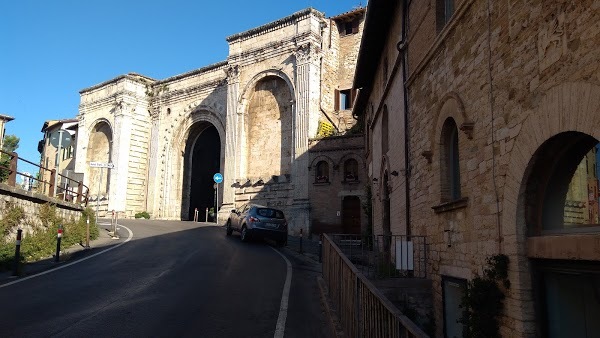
[342,196,361,234]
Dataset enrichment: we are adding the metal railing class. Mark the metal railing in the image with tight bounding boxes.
[328,234,427,279]
[0,150,89,205]
[322,234,429,338]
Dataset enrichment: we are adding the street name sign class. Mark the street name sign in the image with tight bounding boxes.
[89,162,115,169]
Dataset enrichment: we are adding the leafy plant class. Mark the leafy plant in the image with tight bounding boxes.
[460,254,510,338]
[0,202,25,235]
[0,204,99,273]
[135,211,150,219]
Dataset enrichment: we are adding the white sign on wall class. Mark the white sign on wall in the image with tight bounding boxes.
[89,162,114,169]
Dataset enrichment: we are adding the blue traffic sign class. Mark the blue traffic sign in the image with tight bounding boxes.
[213,173,223,184]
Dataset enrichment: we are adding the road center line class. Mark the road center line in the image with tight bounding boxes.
[270,246,292,338]
[0,224,133,289]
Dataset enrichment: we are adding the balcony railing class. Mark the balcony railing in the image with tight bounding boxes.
[0,150,89,206]
[328,234,427,279]
[322,234,428,338]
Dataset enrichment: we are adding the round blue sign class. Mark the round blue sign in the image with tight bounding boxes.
[213,173,223,184]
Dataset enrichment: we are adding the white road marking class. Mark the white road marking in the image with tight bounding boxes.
[271,246,292,338]
[0,224,133,289]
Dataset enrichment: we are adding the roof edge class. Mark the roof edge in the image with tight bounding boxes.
[226,7,324,42]
[155,61,228,85]
[79,73,156,94]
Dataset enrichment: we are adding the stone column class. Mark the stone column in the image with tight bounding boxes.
[108,99,134,215]
[146,106,160,217]
[221,65,240,219]
[291,43,321,233]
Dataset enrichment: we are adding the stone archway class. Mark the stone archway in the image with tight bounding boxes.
[86,121,112,196]
[501,82,600,335]
[244,75,293,179]
[181,122,221,221]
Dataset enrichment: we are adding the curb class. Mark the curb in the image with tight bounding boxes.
[0,225,122,283]
[317,276,345,338]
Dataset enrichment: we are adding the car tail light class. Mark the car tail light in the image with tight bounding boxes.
[249,216,260,223]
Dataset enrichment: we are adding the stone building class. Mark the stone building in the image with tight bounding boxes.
[74,7,366,235]
[354,0,600,337]
[38,119,79,198]
[0,114,14,150]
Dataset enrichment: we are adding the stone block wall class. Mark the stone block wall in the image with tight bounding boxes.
[0,183,84,238]
[361,0,600,336]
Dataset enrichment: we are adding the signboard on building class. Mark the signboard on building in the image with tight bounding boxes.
[89,162,114,169]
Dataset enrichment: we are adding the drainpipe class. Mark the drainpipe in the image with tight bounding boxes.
[397,0,411,237]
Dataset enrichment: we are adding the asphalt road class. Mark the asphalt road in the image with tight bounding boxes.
[0,220,328,338]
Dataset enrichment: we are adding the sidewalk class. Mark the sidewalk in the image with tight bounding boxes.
[0,223,123,284]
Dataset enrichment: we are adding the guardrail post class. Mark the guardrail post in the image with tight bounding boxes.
[49,169,56,197]
[77,181,83,203]
[55,224,63,262]
[7,152,17,186]
[299,228,303,254]
[319,234,322,263]
[85,217,90,248]
[13,228,22,276]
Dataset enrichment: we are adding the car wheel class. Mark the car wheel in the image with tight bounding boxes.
[240,226,249,242]
[226,220,233,236]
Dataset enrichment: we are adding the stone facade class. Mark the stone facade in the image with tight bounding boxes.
[354,0,600,337]
[309,135,367,235]
[74,8,366,235]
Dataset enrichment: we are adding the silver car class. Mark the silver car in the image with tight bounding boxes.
[226,203,288,246]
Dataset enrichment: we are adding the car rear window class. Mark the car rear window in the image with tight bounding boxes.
[256,208,285,219]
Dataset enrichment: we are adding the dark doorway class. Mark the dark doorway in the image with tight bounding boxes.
[185,124,220,221]
[342,196,361,234]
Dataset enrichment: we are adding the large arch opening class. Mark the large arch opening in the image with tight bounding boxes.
[521,131,600,337]
[245,76,292,178]
[523,131,600,234]
[86,121,112,196]
[182,122,221,221]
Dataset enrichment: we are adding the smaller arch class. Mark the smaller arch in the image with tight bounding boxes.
[87,118,114,135]
[338,152,365,168]
[440,117,462,202]
[315,160,330,183]
[173,108,226,152]
[309,154,335,169]
[343,158,359,182]
[424,92,473,162]
[238,69,296,115]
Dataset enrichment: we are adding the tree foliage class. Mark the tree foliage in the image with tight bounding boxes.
[0,134,20,183]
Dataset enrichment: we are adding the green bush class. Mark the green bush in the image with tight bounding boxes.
[135,211,150,219]
[460,254,510,338]
[0,204,100,272]
[0,202,25,236]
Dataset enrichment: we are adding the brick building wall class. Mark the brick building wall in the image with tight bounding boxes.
[356,0,600,336]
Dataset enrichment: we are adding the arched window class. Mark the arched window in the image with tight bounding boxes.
[315,161,330,183]
[441,118,461,202]
[525,132,600,233]
[344,158,359,181]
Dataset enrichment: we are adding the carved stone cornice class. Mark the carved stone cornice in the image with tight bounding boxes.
[295,43,321,65]
[226,65,240,84]
[111,98,136,117]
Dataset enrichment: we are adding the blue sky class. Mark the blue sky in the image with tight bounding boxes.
[0,0,364,177]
